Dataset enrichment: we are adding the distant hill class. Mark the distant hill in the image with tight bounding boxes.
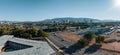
[41,17,101,23]
[0,17,119,23]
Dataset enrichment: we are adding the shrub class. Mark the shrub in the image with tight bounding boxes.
[78,38,89,46]
[83,31,96,41]
[96,35,105,43]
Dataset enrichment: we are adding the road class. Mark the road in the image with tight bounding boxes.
[48,32,73,50]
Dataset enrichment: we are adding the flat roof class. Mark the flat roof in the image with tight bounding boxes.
[0,35,13,45]
[0,35,55,55]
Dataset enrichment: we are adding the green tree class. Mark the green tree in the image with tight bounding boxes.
[11,27,26,37]
[23,33,32,39]
[37,30,42,36]
[26,27,39,37]
[78,38,89,46]
[83,31,96,41]
[41,31,49,37]
[96,35,105,43]
[0,28,11,35]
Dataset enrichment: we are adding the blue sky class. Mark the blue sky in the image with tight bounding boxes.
[0,0,119,21]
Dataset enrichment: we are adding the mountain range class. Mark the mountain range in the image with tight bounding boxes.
[41,17,101,23]
[42,17,120,23]
[0,17,119,23]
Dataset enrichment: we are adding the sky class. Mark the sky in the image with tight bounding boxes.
[0,0,120,21]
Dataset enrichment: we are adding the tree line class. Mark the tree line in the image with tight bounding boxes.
[78,31,105,47]
[0,27,49,39]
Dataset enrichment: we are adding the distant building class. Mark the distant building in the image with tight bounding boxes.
[117,29,120,33]
[91,26,111,34]
[38,26,48,30]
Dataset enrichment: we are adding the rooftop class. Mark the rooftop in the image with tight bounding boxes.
[0,35,55,55]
